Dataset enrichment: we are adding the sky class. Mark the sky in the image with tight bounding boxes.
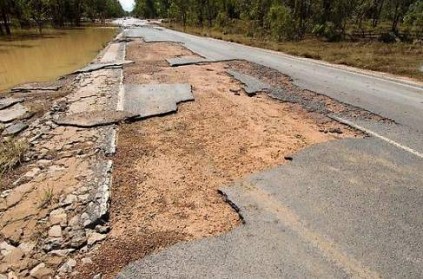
[119,0,135,12]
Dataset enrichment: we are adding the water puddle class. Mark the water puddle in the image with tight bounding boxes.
[0,27,117,92]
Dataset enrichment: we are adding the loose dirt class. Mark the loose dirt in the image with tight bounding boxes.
[76,39,360,278]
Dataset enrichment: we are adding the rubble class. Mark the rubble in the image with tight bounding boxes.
[71,60,134,75]
[0,103,28,123]
[1,122,28,136]
[54,110,137,128]
[0,98,23,110]
[0,35,124,278]
[227,70,271,96]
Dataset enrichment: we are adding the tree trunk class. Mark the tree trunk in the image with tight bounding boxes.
[391,3,400,34]
[1,9,10,35]
[0,23,4,35]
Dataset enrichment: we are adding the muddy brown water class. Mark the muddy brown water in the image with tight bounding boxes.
[0,27,117,92]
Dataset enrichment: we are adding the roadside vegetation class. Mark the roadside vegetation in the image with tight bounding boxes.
[0,138,28,188]
[133,0,423,80]
[0,0,126,35]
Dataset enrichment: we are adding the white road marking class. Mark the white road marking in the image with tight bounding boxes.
[330,116,423,159]
[116,39,126,111]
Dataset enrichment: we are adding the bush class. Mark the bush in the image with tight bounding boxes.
[312,22,342,42]
[378,32,399,43]
[266,4,296,41]
[215,12,229,28]
[404,1,423,36]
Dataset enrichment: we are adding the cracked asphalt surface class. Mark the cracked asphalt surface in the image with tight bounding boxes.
[115,19,422,278]
[118,138,423,279]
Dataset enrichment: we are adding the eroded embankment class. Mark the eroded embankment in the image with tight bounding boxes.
[76,39,365,278]
[0,35,126,278]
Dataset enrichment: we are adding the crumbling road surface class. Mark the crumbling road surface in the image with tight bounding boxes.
[112,21,422,279]
[1,19,422,279]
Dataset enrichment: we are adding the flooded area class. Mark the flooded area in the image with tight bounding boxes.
[0,27,117,92]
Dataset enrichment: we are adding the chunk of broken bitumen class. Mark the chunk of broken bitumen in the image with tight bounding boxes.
[2,122,28,136]
[72,61,134,75]
[54,110,137,128]
[123,84,194,119]
[0,103,28,123]
[11,84,62,93]
[166,56,209,67]
[227,70,271,96]
[0,97,23,110]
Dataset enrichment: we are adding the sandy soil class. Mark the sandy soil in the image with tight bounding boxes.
[76,40,359,278]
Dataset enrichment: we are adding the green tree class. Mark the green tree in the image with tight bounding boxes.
[266,3,295,41]
[404,1,423,35]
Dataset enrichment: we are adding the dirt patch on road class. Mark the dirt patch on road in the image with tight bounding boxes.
[77,40,359,278]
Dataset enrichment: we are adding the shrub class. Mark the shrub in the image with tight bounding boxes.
[312,22,342,42]
[266,4,296,41]
[0,139,28,174]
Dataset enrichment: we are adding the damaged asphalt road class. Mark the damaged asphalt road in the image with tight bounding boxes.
[113,22,423,278]
[125,24,423,154]
[118,137,423,279]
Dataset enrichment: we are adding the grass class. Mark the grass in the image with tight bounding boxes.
[165,23,423,81]
[0,139,28,174]
[39,187,54,209]
[0,139,28,189]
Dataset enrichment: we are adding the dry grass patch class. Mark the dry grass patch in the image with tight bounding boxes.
[0,139,28,174]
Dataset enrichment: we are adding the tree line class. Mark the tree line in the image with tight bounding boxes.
[0,0,125,35]
[133,0,423,42]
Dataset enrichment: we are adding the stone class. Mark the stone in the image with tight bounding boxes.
[93,273,102,279]
[68,215,80,228]
[69,230,87,248]
[0,98,23,110]
[0,274,6,279]
[81,257,93,265]
[49,249,74,257]
[29,263,53,279]
[0,241,15,256]
[24,168,41,179]
[3,248,24,269]
[95,225,110,234]
[49,208,67,226]
[87,232,107,246]
[328,127,343,134]
[18,242,36,255]
[54,111,137,128]
[60,194,77,206]
[0,104,28,123]
[7,272,17,279]
[48,225,62,238]
[227,70,271,96]
[0,190,11,198]
[67,258,76,268]
[1,122,28,136]
[58,258,76,274]
[78,194,90,203]
[123,84,194,119]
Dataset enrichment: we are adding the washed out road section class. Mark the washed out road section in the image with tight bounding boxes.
[75,39,359,278]
[125,25,423,153]
[118,137,423,279]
